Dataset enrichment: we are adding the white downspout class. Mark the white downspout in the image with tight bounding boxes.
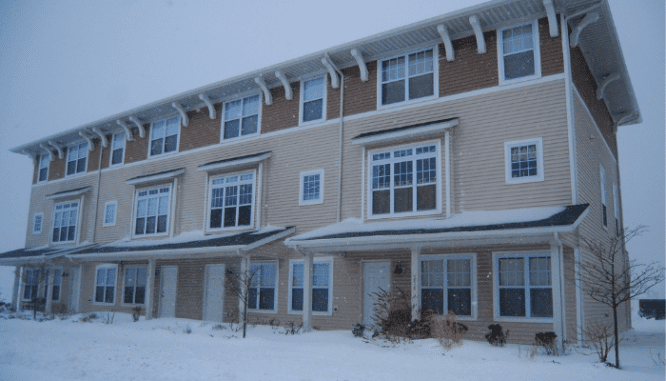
[552,232,565,348]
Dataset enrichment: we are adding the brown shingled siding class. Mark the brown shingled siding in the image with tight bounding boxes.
[539,17,564,76]
[570,46,617,158]
[100,134,111,170]
[261,82,300,134]
[327,73,340,120]
[341,61,377,117]
[125,126,149,164]
[48,150,66,181]
[439,31,499,97]
[32,162,39,184]
[179,104,222,152]
[87,139,102,172]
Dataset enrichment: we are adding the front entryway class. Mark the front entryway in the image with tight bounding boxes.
[202,264,226,322]
[158,266,178,318]
[362,261,391,327]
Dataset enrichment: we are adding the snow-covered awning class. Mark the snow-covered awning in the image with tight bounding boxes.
[45,187,91,200]
[0,242,97,265]
[125,168,186,186]
[285,205,589,252]
[351,118,458,146]
[197,152,272,173]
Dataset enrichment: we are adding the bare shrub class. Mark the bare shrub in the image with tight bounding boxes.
[431,312,468,350]
[80,313,97,323]
[533,332,559,356]
[582,319,616,364]
[283,321,302,335]
[370,287,433,342]
[52,303,69,320]
[485,324,509,346]
[101,312,116,324]
[131,306,142,322]
[212,324,225,331]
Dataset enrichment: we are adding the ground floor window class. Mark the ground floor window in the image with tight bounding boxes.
[290,259,332,313]
[94,265,118,304]
[123,266,148,304]
[23,269,40,300]
[44,268,62,301]
[249,262,277,311]
[496,254,552,318]
[421,256,474,317]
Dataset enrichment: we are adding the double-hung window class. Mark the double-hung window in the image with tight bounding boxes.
[110,131,126,166]
[66,142,88,176]
[613,184,620,236]
[299,169,324,206]
[600,166,607,228]
[380,48,435,106]
[496,254,552,318]
[104,201,117,227]
[223,95,260,140]
[289,259,332,314]
[300,76,325,123]
[369,142,440,217]
[23,269,40,301]
[504,138,544,184]
[94,265,117,305]
[249,262,277,311]
[208,172,254,230]
[421,256,475,317]
[52,201,79,243]
[123,266,147,305]
[44,268,62,301]
[38,153,50,182]
[134,186,171,236]
[498,21,540,83]
[149,116,179,156]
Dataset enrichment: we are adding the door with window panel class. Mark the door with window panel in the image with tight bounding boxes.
[209,173,254,229]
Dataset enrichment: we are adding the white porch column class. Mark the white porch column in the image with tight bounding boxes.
[411,246,422,321]
[550,242,564,348]
[45,269,55,315]
[302,252,314,332]
[144,259,156,320]
[11,266,21,310]
[238,256,249,327]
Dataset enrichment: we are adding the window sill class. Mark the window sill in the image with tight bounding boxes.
[103,223,116,228]
[147,150,179,161]
[220,132,260,144]
[299,117,327,128]
[92,302,116,307]
[65,172,88,179]
[377,94,438,112]
[131,232,170,240]
[121,302,146,308]
[505,175,544,185]
[287,310,333,317]
[366,208,442,221]
[299,199,324,207]
[205,225,255,235]
[493,316,554,324]
[499,74,542,87]
[248,309,278,314]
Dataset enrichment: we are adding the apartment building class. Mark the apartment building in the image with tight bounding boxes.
[1,0,639,346]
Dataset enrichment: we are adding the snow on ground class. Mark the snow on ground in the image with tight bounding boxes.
[1,310,664,381]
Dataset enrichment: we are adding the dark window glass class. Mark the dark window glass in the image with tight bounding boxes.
[95,286,105,303]
[39,168,48,182]
[135,218,145,235]
[67,226,76,241]
[303,99,323,122]
[313,288,328,312]
[112,149,123,165]
[248,289,258,309]
[210,209,222,229]
[530,288,553,317]
[105,287,115,303]
[421,289,444,314]
[157,215,167,233]
[408,73,434,99]
[238,205,252,226]
[224,120,240,139]
[67,161,76,176]
[448,288,471,316]
[382,81,405,105]
[499,288,525,317]
[223,207,237,227]
[394,187,413,213]
[259,288,275,310]
[164,135,177,153]
[145,216,156,234]
[124,287,134,304]
[504,51,535,80]
[417,185,437,211]
[77,158,86,173]
[291,288,303,311]
[150,139,163,156]
[52,286,60,301]
[242,115,258,135]
[372,190,390,214]
[53,229,59,242]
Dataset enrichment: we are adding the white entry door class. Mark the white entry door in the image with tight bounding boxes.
[202,264,226,322]
[363,261,391,327]
[159,266,178,318]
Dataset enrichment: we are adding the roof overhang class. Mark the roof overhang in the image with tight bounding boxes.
[197,152,272,172]
[351,118,458,146]
[45,187,91,200]
[11,0,639,159]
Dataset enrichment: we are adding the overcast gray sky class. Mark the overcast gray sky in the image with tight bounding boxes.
[0,0,663,299]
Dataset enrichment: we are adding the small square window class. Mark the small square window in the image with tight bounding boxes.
[504,138,544,184]
[299,169,324,206]
[300,76,326,124]
[498,21,541,83]
[149,116,180,157]
[104,201,117,227]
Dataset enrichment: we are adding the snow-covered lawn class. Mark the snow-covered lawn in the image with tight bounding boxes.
[1,311,664,381]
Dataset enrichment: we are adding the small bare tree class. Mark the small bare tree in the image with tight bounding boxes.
[582,318,615,363]
[577,225,665,368]
[226,263,260,338]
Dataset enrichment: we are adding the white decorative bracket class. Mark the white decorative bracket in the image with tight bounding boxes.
[91,127,108,148]
[615,112,634,127]
[469,15,486,54]
[116,120,135,141]
[171,102,189,127]
[198,94,216,120]
[437,25,455,61]
[254,77,273,105]
[40,144,57,161]
[321,56,340,89]
[23,150,38,166]
[543,0,559,37]
[350,49,369,81]
[48,141,64,159]
[78,131,96,151]
[274,71,293,100]
[596,73,620,100]
[570,12,599,47]
[129,116,146,138]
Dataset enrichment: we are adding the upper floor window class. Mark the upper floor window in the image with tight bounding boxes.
[38,153,50,182]
[208,172,255,230]
[104,201,117,227]
[504,138,544,184]
[421,256,476,318]
[249,262,277,311]
[300,76,326,123]
[52,201,79,243]
[149,116,180,157]
[495,254,552,319]
[380,48,436,106]
[110,131,126,166]
[498,21,541,83]
[23,269,40,301]
[613,184,620,236]
[66,142,88,176]
[223,95,260,140]
[299,169,324,206]
[134,186,171,236]
[368,142,440,217]
[33,212,43,234]
[600,166,607,228]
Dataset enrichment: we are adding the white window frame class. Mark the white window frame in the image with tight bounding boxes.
[613,184,620,236]
[110,131,126,166]
[288,257,334,316]
[103,201,118,227]
[376,46,439,109]
[299,169,324,206]
[504,137,545,184]
[50,200,81,244]
[299,75,327,125]
[43,267,63,302]
[131,185,172,238]
[65,141,88,177]
[23,268,40,301]
[32,212,44,234]
[492,251,553,323]
[205,170,256,232]
[600,165,607,229]
[497,20,542,85]
[38,153,50,183]
[93,264,118,306]
[420,254,478,321]
[148,115,181,158]
[366,139,442,219]
[221,93,262,141]
[247,261,279,313]
[121,265,148,306]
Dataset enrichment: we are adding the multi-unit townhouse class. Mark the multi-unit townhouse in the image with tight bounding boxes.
[1,0,639,347]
